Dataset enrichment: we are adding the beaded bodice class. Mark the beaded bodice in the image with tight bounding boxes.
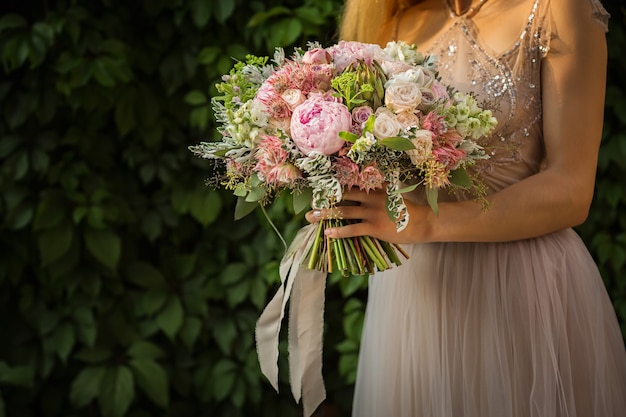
[427,0,547,176]
[388,0,609,191]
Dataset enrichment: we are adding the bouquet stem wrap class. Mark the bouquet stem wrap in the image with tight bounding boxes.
[255,224,327,417]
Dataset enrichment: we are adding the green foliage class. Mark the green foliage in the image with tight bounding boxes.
[1,1,625,417]
[0,0,348,416]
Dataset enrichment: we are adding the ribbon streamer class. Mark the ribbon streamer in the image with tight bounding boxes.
[255,224,328,417]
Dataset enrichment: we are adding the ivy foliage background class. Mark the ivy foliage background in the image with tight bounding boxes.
[0,1,624,416]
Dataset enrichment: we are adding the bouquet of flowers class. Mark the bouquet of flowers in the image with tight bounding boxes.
[189,40,498,417]
[190,40,497,277]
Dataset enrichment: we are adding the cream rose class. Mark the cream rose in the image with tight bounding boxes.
[281,89,306,111]
[395,111,420,130]
[372,108,402,139]
[406,129,434,166]
[384,81,422,113]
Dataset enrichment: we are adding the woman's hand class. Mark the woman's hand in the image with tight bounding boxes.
[304,189,433,244]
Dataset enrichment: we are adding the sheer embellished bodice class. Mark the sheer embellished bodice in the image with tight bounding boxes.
[385,0,610,190]
[428,0,546,181]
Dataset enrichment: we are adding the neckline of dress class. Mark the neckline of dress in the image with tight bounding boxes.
[445,0,490,19]
[427,0,540,59]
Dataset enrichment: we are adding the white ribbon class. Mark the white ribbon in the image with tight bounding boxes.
[255,224,327,417]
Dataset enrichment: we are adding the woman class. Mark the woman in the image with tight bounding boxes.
[307,0,626,415]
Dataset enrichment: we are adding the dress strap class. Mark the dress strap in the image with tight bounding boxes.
[589,0,610,32]
[446,0,491,18]
[391,9,405,41]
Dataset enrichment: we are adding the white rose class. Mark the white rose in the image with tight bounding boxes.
[281,89,307,111]
[384,81,422,113]
[406,129,434,166]
[380,60,413,77]
[391,68,435,88]
[373,108,402,139]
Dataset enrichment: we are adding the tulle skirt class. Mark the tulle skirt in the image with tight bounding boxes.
[352,228,626,417]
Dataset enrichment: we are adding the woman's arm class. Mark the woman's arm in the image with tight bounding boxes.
[307,0,608,244]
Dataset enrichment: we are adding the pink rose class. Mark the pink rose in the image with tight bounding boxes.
[430,80,449,100]
[352,106,373,125]
[290,96,351,155]
[303,48,332,65]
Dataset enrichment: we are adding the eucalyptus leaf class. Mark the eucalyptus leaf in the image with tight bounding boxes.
[245,184,266,202]
[391,183,420,194]
[425,187,439,215]
[234,197,257,220]
[449,168,472,189]
[293,188,312,214]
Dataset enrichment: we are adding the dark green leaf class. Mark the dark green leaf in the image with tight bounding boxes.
[70,366,106,407]
[125,261,167,289]
[184,90,206,106]
[0,364,34,388]
[48,322,75,362]
[156,296,184,339]
[180,316,203,350]
[189,188,222,226]
[98,366,134,417]
[129,359,169,408]
[213,320,237,354]
[84,228,121,269]
[127,340,165,360]
[247,7,291,27]
[0,14,27,32]
[189,0,212,28]
[73,347,112,364]
[214,0,236,23]
[211,360,237,401]
[38,224,73,266]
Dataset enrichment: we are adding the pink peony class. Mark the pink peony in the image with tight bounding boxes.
[327,41,390,72]
[290,95,351,155]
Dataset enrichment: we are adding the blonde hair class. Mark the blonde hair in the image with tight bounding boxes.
[339,0,424,43]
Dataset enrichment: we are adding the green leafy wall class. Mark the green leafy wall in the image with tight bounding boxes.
[0,1,623,417]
